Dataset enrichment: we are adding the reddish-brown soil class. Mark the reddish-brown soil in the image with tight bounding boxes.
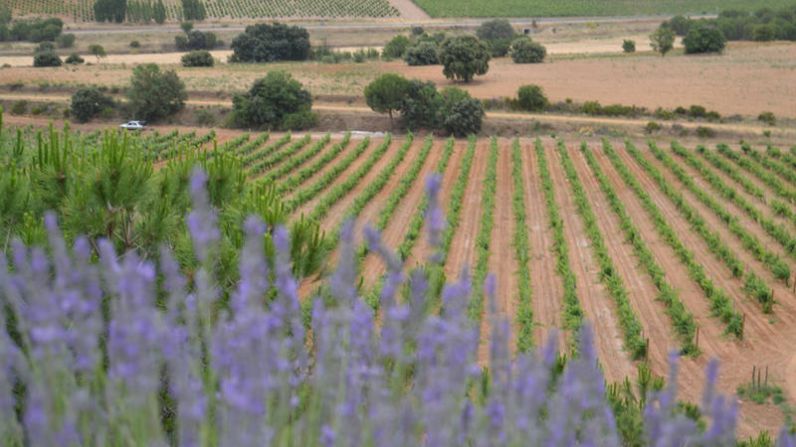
[359,140,448,288]
[546,145,634,383]
[610,143,796,437]
[523,143,566,351]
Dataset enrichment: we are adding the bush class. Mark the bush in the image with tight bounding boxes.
[70,87,115,123]
[645,121,662,134]
[230,23,310,63]
[683,25,726,54]
[666,15,693,36]
[516,84,548,112]
[176,29,217,51]
[758,111,776,126]
[232,71,312,130]
[405,41,439,66]
[441,87,484,137]
[382,35,410,60]
[622,39,636,53]
[127,63,187,121]
[476,19,516,41]
[193,108,215,126]
[510,38,546,63]
[439,35,491,83]
[33,51,62,67]
[130,40,141,48]
[582,101,602,115]
[400,80,443,130]
[10,100,27,115]
[65,53,85,64]
[280,110,318,131]
[8,18,63,42]
[364,73,412,124]
[181,50,214,67]
[650,26,675,56]
[57,33,75,48]
[696,126,716,138]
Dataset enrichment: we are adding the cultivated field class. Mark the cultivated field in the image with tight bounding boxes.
[412,0,796,17]
[124,128,796,437]
[7,0,398,21]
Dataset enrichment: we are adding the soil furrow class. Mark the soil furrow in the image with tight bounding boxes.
[547,144,634,383]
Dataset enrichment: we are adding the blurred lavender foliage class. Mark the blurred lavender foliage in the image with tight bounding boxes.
[0,169,793,447]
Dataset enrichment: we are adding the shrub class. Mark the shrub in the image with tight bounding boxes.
[10,100,27,115]
[654,108,675,120]
[127,63,187,121]
[441,87,483,137]
[382,35,410,60]
[517,84,548,111]
[582,101,602,115]
[176,29,217,51]
[57,33,75,48]
[232,71,312,130]
[364,73,412,124]
[400,80,443,130]
[650,26,675,56]
[33,51,62,67]
[70,87,115,123]
[280,110,318,131]
[645,121,662,134]
[65,53,84,64]
[130,40,141,48]
[622,39,636,53]
[194,108,215,126]
[88,44,106,62]
[696,126,716,138]
[404,41,439,66]
[476,19,516,41]
[411,25,424,36]
[758,111,776,126]
[510,37,546,63]
[439,35,491,83]
[230,22,310,63]
[666,15,693,36]
[181,50,214,67]
[36,41,55,52]
[683,25,726,54]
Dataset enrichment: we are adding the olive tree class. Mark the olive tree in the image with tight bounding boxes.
[232,71,314,130]
[439,35,491,83]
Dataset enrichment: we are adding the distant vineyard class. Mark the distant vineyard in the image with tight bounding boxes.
[412,0,796,17]
[8,0,398,21]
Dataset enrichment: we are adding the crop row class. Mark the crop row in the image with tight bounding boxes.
[585,143,698,353]
[535,140,583,336]
[234,133,270,158]
[240,133,291,168]
[259,134,332,184]
[276,133,352,195]
[307,135,393,223]
[754,148,796,189]
[611,143,744,336]
[286,138,371,213]
[670,143,796,271]
[424,138,477,306]
[154,131,216,161]
[695,146,765,201]
[558,142,647,360]
[721,145,796,205]
[323,134,417,250]
[365,138,454,310]
[649,143,780,311]
[510,140,534,353]
[246,135,312,177]
[706,145,796,229]
[466,138,499,325]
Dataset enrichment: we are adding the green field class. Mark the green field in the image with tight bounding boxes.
[411,0,796,17]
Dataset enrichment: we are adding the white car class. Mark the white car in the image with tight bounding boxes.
[120,120,146,130]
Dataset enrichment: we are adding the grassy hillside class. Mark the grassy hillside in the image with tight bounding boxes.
[411,0,796,17]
